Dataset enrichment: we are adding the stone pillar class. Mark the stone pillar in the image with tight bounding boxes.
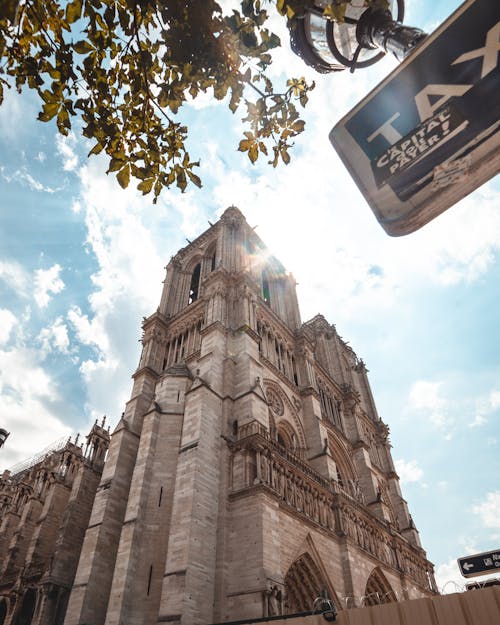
[104,370,189,625]
[63,372,154,625]
[158,325,225,625]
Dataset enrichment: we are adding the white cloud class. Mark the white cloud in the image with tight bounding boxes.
[434,558,467,594]
[34,264,65,308]
[37,317,71,355]
[0,165,62,193]
[0,309,17,344]
[0,260,29,295]
[0,347,73,467]
[201,56,500,328]
[473,492,500,529]
[489,390,500,410]
[0,88,38,141]
[61,158,169,419]
[68,305,108,352]
[468,387,500,427]
[395,458,424,484]
[468,413,487,428]
[56,132,79,171]
[408,380,451,428]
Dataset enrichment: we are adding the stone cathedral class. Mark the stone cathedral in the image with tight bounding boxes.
[0,207,436,625]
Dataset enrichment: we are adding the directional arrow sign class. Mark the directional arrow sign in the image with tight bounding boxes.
[329,0,500,236]
[457,549,500,578]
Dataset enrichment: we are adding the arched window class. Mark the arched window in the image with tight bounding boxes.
[188,263,201,304]
[14,588,37,625]
[327,432,357,494]
[276,423,298,453]
[262,271,270,305]
[318,381,343,431]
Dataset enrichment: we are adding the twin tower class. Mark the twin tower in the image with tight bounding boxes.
[63,207,435,625]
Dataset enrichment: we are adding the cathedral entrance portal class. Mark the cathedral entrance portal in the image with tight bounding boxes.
[284,553,338,614]
[363,567,397,606]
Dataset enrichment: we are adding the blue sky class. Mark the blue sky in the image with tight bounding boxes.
[0,0,498,593]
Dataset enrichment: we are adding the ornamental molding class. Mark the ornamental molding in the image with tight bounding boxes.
[175,226,220,260]
[256,306,296,346]
[266,388,284,417]
[263,378,306,450]
[303,314,336,339]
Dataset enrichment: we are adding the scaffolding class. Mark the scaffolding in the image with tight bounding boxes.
[7,436,71,478]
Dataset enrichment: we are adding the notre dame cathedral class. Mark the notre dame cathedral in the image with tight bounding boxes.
[0,207,437,625]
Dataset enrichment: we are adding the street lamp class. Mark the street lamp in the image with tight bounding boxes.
[0,428,10,449]
[288,1,426,73]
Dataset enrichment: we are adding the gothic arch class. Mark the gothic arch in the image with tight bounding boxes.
[205,240,217,272]
[264,380,306,450]
[284,552,339,614]
[188,260,202,304]
[362,567,396,606]
[14,588,37,625]
[276,420,299,451]
[327,431,357,489]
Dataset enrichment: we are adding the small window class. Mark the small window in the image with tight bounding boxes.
[262,272,270,305]
[189,263,201,304]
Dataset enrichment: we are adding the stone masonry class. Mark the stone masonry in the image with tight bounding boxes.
[0,420,110,625]
[1,206,437,625]
[64,207,437,625]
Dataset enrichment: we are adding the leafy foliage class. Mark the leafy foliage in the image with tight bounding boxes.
[0,1,382,200]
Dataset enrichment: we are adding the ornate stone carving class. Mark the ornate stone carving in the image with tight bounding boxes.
[266,389,284,416]
[264,585,283,616]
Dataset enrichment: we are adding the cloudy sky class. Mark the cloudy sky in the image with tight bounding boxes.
[0,0,498,594]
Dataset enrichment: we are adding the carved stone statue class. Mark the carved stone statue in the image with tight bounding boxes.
[266,585,283,616]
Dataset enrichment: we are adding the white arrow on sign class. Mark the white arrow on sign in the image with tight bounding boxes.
[463,562,474,571]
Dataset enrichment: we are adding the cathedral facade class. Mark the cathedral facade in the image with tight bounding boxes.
[0,421,109,625]
[1,207,436,625]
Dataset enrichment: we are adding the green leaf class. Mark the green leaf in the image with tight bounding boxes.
[108,157,125,173]
[291,119,305,133]
[176,170,187,192]
[88,142,104,156]
[0,0,20,22]
[187,170,202,188]
[66,0,82,24]
[38,102,60,122]
[238,139,252,152]
[248,145,258,163]
[57,108,71,135]
[73,40,94,55]
[116,164,130,189]
[138,178,155,194]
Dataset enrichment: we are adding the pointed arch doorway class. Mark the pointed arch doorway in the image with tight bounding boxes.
[284,552,339,614]
[363,567,397,606]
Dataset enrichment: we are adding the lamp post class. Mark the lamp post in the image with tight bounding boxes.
[0,428,10,449]
[288,1,426,73]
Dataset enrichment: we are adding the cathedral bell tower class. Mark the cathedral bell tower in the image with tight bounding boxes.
[64,207,436,625]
